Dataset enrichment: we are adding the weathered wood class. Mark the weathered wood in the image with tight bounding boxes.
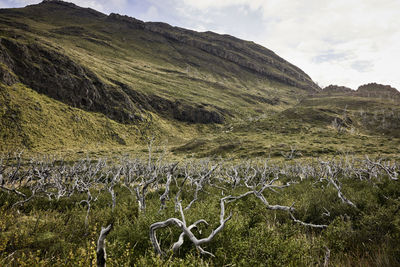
[97,224,112,267]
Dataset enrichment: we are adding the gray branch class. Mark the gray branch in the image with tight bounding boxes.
[97,224,112,267]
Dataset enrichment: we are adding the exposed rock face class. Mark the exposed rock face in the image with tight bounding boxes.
[0,37,225,124]
[0,37,141,123]
[148,96,224,124]
[145,22,320,92]
[0,66,17,86]
[0,41,18,86]
[320,83,400,100]
[355,83,400,99]
[322,85,353,94]
[107,13,145,29]
[112,80,225,124]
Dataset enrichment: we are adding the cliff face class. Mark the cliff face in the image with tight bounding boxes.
[0,37,141,123]
[102,11,320,93]
[144,22,319,92]
[0,37,225,124]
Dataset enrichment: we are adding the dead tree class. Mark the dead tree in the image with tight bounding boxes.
[159,172,173,211]
[103,166,122,212]
[321,161,357,208]
[365,156,398,181]
[226,172,327,228]
[281,146,301,160]
[97,224,113,267]
[323,246,331,267]
[184,162,218,210]
[150,196,233,257]
[0,152,27,198]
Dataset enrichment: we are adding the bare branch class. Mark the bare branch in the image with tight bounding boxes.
[150,196,233,257]
[324,246,331,267]
[97,224,112,267]
[289,211,328,229]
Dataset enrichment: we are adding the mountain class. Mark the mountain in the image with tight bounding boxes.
[0,0,319,124]
[0,0,399,158]
[0,0,317,149]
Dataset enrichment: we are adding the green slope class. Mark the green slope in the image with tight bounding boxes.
[0,0,399,158]
[0,82,209,155]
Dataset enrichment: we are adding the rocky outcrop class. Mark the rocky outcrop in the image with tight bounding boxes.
[107,13,145,29]
[355,83,400,99]
[148,95,224,124]
[0,65,17,86]
[0,42,18,85]
[0,38,225,124]
[145,22,320,92]
[322,85,353,95]
[0,37,141,123]
[320,83,400,100]
[113,80,224,124]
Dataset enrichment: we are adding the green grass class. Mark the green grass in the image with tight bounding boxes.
[1,157,399,266]
[2,80,400,160]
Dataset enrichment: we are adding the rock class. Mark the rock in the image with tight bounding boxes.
[0,37,225,124]
[355,83,400,99]
[0,37,138,123]
[0,65,17,86]
[145,22,320,92]
[107,13,145,29]
[148,95,224,124]
[322,85,353,94]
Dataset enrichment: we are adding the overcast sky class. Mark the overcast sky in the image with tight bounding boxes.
[1,0,399,90]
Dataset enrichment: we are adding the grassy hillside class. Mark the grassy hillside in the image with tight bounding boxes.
[0,0,399,160]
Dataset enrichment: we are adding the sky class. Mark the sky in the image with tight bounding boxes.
[1,0,399,90]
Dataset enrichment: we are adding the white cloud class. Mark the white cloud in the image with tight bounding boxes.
[66,0,128,13]
[2,0,40,6]
[140,5,159,22]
